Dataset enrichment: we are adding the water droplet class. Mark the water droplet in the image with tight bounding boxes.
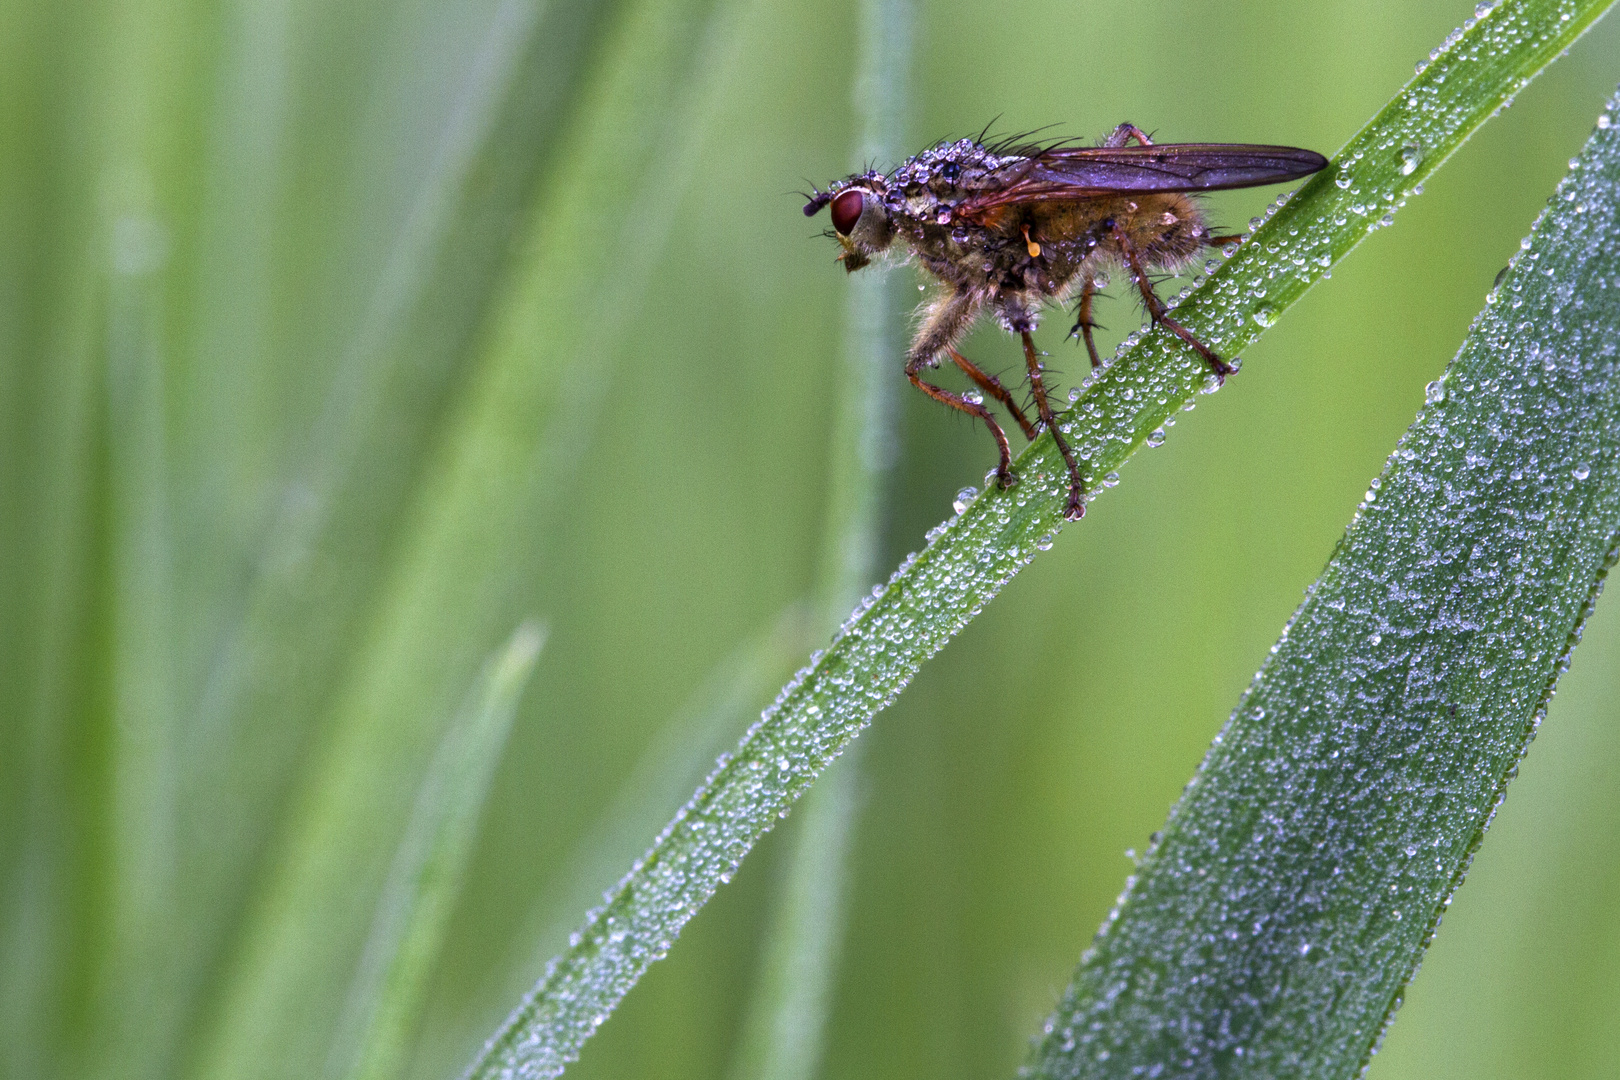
[1334,170,1352,189]
[1102,471,1120,488]
[1379,210,1396,227]
[1369,632,1382,645]
[1399,144,1423,175]
[1574,464,1591,480]
[962,388,984,406]
[1425,379,1446,405]
[1035,534,1055,551]
[1248,216,1264,231]
[1252,306,1276,328]
[1145,428,1166,448]
[1300,942,1313,956]
[1600,114,1613,130]
[952,486,979,514]
[1474,0,1494,17]
[1067,386,1082,404]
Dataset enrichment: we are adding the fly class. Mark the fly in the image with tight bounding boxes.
[804,123,1328,519]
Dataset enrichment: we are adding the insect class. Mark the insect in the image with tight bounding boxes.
[805,123,1327,520]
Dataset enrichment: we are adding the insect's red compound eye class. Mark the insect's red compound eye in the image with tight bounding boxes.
[830,189,865,235]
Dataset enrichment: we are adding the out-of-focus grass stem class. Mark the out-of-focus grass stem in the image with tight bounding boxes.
[727,2,911,1079]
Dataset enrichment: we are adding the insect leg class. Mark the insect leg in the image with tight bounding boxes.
[948,348,1037,440]
[1112,220,1236,381]
[905,360,1017,488]
[1103,123,1155,148]
[906,290,1019,485]
[1019,332,1085,520]
[1070,277,1104,369]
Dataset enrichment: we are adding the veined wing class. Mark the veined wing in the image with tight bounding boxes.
[956,143,1328,218]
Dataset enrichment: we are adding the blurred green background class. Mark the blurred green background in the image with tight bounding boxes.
[2,1,1618,1079]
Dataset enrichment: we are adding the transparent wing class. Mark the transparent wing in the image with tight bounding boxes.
[956,143,1328,217]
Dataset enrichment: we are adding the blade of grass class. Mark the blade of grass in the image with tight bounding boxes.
[724,751,864,1080]
[1026,84,1620,1080]
[98,215,182,1080]
[327,623,544,1080]
[726,0,911,1076]
[90,0,204,1073]
[176,0,610,1028]
[505,605,820,1012]
[460,2,1617,1076]
[409,605,821,1080]
[0,6,115,1074]
[190,0,760,1076]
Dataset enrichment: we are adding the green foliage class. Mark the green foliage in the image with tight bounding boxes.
[463,2,1620,1076]
[1029,82,1620,1080]
[332,624,543,1080]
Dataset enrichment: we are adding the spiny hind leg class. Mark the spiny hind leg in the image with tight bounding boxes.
[906,291,1017,486]
[948,348,1036,440]
[1111,220,1235,381]
[1068,276,1104,369]
[905,364,1016,488]
[1019,331,1085,520]
[1104,123,1154,148]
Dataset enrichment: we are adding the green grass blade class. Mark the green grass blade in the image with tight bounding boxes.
[90,0,206,1072]
[724,752,864,1080]
[727,0,912,1076]
[810,0,911,629]
[503,605,818,1002]
[369,605,818,1080]
[175,0,610,1007]
[192,0,758,1076]
[461,3,1617,1077]
[0,6,114,1073]
[99,223,182,1080]
[1026,86,1620,1080]
[328,623,543,1080]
